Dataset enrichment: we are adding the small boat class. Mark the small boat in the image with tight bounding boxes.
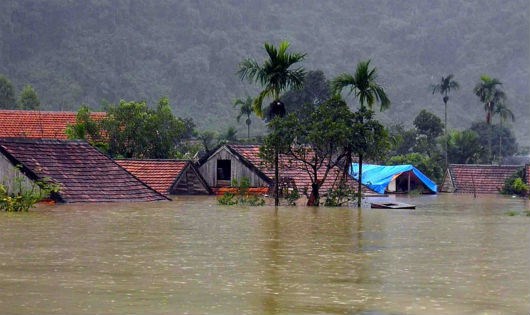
[370,202,416,209]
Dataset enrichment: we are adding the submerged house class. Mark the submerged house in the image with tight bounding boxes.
[440,164,521,194]
[0,109,105,139]
[198,144,372,195]
[115,159,211,196]
[350,163,437,194]
[0,138,168,202]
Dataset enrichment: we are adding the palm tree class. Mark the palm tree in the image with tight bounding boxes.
[238,41,306,206]
[431,74,459,169]
[331,60,390,207]
[473,75,506,162]
[234,97,254,139]
[238,41,306,117]
[332,60,390,111]
[494,102,515,162]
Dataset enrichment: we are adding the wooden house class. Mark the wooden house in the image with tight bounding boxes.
[115,159,211,195]
[0,109,105,140]
[440,164,521,194]
[0,138,168,202]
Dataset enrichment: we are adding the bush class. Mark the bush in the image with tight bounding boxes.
[324,181,357,207]
[0,176,59,212]
[501,168,529,197]
[217,177,265,206]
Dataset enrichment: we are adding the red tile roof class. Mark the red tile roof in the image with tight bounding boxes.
[442,164,521,194]
[226,144,373,194]
[0,110,105,140]
[0,138,168,202]
[116,159,203,195]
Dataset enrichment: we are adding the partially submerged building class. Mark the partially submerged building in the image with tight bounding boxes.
[0,109,105,139]
[440,164,521,194]
[0,138,168,202]
[115,159,211,196]
[198,144,373,195]
[350,163,437,194]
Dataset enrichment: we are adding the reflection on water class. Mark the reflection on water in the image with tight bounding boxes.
[0,194,529,315]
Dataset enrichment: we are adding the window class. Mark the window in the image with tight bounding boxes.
[217,160,231,182]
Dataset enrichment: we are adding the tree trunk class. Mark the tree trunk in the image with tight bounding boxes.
[444,99,448,169]
[499,120,503,164]
[307,183,320,206]
[274,147,279,206]
[357,154,363,207]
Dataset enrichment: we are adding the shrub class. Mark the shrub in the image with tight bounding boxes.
[0,176,59,212]
[501,168,529,197]
[217,177,265,206]
[324,182,357,207]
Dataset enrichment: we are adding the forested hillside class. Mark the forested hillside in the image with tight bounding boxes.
[0,1,528,146]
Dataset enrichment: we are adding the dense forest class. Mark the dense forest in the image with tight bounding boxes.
[0,1,528,146]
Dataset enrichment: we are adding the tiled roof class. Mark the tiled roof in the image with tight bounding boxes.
[0,138,168,202]
[443,164,521,194]
[116,159,209,195]
[227,144,373,194]
[0,110,106,140]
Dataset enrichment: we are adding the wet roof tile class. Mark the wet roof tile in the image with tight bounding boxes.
[115,159,189,194]
[0,138,168,202]
[446,164,521,194]
[0,109,105,140]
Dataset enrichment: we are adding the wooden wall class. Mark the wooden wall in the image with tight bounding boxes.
[171,165,211,195]
[0,154,40,194]
[198,147,269,188]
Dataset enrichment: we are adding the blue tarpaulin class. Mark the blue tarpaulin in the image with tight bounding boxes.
[350,164,437,194]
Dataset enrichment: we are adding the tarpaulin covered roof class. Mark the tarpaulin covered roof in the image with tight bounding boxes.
[350,163,437,194]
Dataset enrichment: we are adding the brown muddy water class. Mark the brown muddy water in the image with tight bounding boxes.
[0,194,529,315]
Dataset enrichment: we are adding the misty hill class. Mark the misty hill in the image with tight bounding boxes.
[0,1,528,146]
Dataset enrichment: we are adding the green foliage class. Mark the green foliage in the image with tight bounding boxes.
[413,109,443,140]
[238,40,306,117]
[0,74,16,109]
[387,152,444,184]
[217,177,265,206]
[217,192,238,206]
[324,181,357,207]
[234,97,254,139]
[66,105,107,150]
[284,188,300,206]
[18,84,40,110]
[280,70,331,119]
[349,106,391,162]
[101,98,189,158]
[331,60,390,111]
[261,97,356,206]
[1,175,59,212]
[470,121,518,161]
[443,129,486,164]
[0,2,529,148]
[501,168,528,197]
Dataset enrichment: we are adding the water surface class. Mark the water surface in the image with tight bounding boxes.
[0,194,529,315]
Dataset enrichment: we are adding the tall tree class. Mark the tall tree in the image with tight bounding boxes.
[331,60,390,206]
[238,41,306,206]
[430,74,459,169]
[473,75,506,162]
[493,103,515,162]
[233,97,254,139]
[18,84,40,110]
[0,75,16,109]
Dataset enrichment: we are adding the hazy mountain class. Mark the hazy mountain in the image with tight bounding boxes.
[1,0,528,146]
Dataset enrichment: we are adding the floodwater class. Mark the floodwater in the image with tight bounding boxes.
[0,194,529,315]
